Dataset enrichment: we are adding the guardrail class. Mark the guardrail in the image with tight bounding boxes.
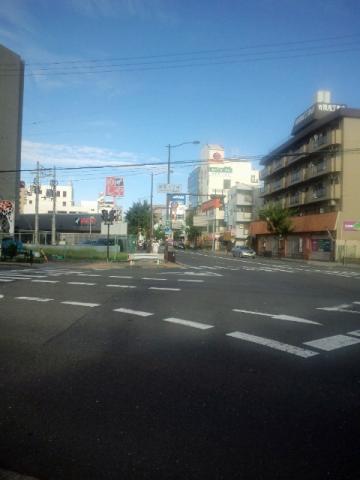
[128,253,164,265]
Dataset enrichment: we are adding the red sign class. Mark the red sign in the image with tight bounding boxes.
[201,198,222,212]
[105,177,124,197]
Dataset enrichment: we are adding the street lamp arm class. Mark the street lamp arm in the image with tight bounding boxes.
[167,140,200,149]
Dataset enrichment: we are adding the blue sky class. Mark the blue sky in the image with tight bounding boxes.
[1,0,359,211]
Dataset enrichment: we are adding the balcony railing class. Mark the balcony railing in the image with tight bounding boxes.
[235,212,252,222]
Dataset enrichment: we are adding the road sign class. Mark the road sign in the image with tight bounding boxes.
[157,183,181,193]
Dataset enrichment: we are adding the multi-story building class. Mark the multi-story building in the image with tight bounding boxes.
[188,144,260,248]
[188,144,259,208]
[226,184,254,245]
[0,45,24,232]
[251,91,360,261]
[22,183,75,214]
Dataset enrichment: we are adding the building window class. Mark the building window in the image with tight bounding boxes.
[62,201,66,206]
[223,179,231,189]
[251,175,258,183]
[63,191,67,197]
[57,191,60,197]
[29,200,32,204]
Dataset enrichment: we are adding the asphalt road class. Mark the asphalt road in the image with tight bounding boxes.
[1,253,360,479]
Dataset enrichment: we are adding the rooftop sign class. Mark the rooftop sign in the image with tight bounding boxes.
[292,103,346,135]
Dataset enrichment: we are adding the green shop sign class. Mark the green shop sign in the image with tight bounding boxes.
[209,167,233,174]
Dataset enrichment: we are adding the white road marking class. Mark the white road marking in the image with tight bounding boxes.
[304,335,360,351]
[142,277,167,281]
[183,271,223,277]
[0,294,4,298]
[149,287,181,291]
[227,331,318,358]
[0,276,32,280]
[77,273,101,277]
[109,275,133,279]
[113,308,153,317]
[163,317,214,330]
[15,296,53,302]
[32,280,59,284]
[232,309,321,325]
[67,282,96,286]
[106,284,136,288]
[61,301,100,307]
[347,330,360,337]
[0,279,14,282]
[178,279,204,283]
[317,304,360,314]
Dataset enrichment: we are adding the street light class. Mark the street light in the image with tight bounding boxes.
[166,140,200,184]
[165,141,200,222]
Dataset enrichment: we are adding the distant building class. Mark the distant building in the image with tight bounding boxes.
[188,144,260,248]
[188,144,259,208]
[252,91,360,261]
[0,45,24,216]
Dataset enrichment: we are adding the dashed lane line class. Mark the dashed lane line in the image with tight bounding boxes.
[31,279,59,284]
[227,331,318,358]
[61,301,100,307]
[0,279,14,282]
[233,309,321,325]
[67,281,96,286]
[149,287,181,291]
[142,277,167,281]
[163,317,214,330]
[106,284,136,288]
[303,335,360,351]
[178,279,204,283]
[109,275,133,279]
[15,296,53,302]
[113,307,154,317]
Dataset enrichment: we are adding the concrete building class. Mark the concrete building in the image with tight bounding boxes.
[188,144,259,208]
[0,45,24,231]
[188,144,260,248]
[226,184,254,245]
[251,91,360,261]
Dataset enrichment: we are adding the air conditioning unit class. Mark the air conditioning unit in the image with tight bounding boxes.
[329,200,336,206]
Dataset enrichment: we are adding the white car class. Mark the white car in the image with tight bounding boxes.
[231,246,256,258]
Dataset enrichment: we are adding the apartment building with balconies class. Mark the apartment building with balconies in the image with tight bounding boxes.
[251,91,360,261]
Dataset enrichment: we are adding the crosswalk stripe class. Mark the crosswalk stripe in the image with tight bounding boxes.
[227,331,318,358]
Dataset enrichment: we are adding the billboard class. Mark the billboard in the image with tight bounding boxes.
[0,200,15,235]
[105,177,124,197]
[169,194,186,222]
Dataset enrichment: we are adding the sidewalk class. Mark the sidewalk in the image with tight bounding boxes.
[207,250,360,271]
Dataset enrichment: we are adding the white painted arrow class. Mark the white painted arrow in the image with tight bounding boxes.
[232,309,321,325]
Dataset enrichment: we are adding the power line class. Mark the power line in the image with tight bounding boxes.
[6,148,360,174]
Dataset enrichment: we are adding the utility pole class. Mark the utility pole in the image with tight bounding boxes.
[34,161,40,245]
[150,171,154,239]
[51,166,57,245]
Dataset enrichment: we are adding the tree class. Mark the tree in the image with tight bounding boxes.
[186,210,202,245]
[258,203,294,237]
[125,201,151,236]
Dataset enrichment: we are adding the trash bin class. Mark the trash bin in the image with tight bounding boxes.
[167,251,176,263]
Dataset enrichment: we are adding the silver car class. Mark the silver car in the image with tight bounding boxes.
[231,246,256,258]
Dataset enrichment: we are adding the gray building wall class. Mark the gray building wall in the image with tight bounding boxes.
[0,45,24,209]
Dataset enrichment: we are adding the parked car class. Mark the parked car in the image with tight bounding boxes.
[231,246,256,258]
